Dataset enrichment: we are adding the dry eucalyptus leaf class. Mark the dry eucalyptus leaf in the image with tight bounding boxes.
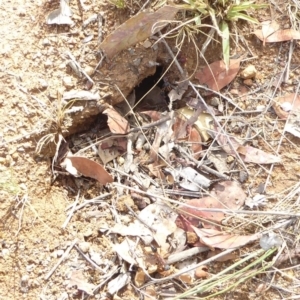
[192,226,259,249]
[272,93,300,119]
[195,59,241,92]
[177,197,225,229]
[254,26,300,43]
[99,6,179,58]
[61,156,113,184]
[259,20,280,45]
[103,107,130,134]
[98,137,127,164]
[237,145,281,164]
[285,120,300,138]
[206,250,238,262]
[210,181,246,210]
[68,270,96,295]
[107,273,130,295]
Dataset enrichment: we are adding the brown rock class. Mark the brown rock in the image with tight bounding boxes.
[240,65,257,79]
[243,79,253,86]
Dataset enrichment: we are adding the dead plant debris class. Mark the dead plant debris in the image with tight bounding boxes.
[1,0,300,299]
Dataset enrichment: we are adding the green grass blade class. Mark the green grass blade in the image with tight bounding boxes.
[227,12,260,23]
[230,3,268,12]
[174,248,277,299]
[220,20,230,70]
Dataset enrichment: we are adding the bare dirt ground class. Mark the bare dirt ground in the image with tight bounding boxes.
[1,0,300,299]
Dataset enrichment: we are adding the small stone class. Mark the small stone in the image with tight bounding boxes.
[195,266,208,279]
[58,63,66,70]
[226,156,235,163]
[229,89,239,95]
[117,156,124,165]
[21,274,29,283]
[38,79,48,89]
[187,232,198,244]
[11,152,19,161]
[48,91,57,99]
[83,228,94,237]
[2,248,10,258]
[239,170,248,183]
[84,66,94,76]
[19,184,27,190]
[243,79,253,86]
[143,40,152,48]
[56,249,64,257]
[209,97,220,107]
[78,242,90,253]
[42,38,51,46]
[62,76,74,89]
[240,65,257,79]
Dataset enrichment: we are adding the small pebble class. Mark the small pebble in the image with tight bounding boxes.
[143,40,152,48]
[2,248,10,257]
[42,38,51,46]
[209,97,220,107]
[83,228,94,237]
[11,152,19,161]
[38,79,48,89]
[62,76,74,89]
[195,266,208,279]
[239,170,248,183]
[240,65,257,79]
[78,242,90,253]
[84,66,94,76]
[243,79,253,86]
[19,183,27,190]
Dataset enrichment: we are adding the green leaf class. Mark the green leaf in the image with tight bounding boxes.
[230,3,268,12]
[194,15,202,25]
[227,12,260,23]
[220,21,230,70]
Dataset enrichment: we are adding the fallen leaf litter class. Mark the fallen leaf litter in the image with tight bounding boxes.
[3,1,300,299]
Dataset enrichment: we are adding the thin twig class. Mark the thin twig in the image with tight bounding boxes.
[44,239,78,280]
[75,115,171,155]
[174,144,230,180]
[167,246,209,264]
[65,193,112,212]
[141,248,237,285]
[97,13,104,44]
[75,245,103,271]
[114,183,300,217]
[284,40,294,82]
[201,27,216,56]
[65,51,94,85]
[62,191,80,229]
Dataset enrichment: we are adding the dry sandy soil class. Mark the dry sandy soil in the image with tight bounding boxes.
[1,0,300,299]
